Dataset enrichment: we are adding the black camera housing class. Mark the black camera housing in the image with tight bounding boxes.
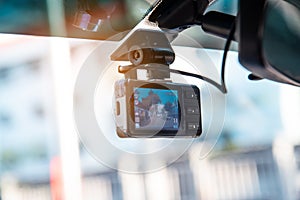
[114,79,202,138]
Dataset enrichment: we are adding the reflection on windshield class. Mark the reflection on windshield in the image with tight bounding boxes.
[0,0,238,45]
[0,0,150,40]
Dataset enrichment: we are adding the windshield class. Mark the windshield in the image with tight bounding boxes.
[0,0,237,46]
[1,1,300,200]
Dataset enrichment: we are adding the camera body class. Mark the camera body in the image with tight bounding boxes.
[111,28,202,138]
[114,79,201,138]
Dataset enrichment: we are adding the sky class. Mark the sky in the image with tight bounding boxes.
[134,87,178,105]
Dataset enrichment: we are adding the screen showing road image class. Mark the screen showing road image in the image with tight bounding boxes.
[133,87,179,131]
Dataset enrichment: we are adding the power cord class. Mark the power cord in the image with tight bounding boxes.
[119,21,236,94]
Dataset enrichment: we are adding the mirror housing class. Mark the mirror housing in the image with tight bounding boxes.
[238,0,300,86]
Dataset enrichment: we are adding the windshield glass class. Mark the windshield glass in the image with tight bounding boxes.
[1,1,300,200]
[0,0,237,47]
[0,0,150,40]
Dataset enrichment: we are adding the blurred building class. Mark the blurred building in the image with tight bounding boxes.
[3,141,300,200]
[0,34,299,200]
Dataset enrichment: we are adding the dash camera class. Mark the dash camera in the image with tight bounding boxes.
[114,79,201,138]
[110,27,202,138]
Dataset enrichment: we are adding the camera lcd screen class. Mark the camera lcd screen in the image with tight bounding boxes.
[133,87,179,131]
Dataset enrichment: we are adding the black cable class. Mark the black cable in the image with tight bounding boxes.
[220,20,236,94]
[119,20,236,94]
[119,65,226,93]
[155,67,227,93]
[157,22,236,93]
[169,68,226,92]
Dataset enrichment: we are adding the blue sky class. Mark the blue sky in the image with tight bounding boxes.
[134,88,178,105]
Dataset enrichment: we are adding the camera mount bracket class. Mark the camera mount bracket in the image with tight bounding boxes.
[111,28,175,81]
[111,26,228,93]
[118,63,171,80]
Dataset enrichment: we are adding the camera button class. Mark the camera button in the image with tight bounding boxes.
[186,107,200,114]
[185,91,197,99]
[187,123,200,130]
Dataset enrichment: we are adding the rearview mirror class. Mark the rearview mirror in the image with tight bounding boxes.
[238,0,300,86]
